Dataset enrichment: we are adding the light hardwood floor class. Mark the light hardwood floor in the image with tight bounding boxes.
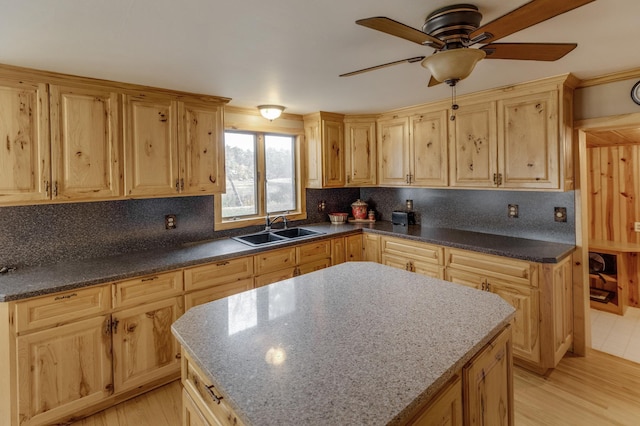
[72,350,640,426]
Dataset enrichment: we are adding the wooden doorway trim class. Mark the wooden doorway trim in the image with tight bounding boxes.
[573,112,640,355]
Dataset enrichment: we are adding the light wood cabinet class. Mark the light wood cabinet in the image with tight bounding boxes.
[49,83,121,200]
[362,233,381,263]
[377,116,410,186]
[254,240,332,287]
[124,94,180,197]
[16,315,113,426]
[381,236,445,279]
[184,257,254,310]
[463,326,513,426]
[111,296,183,393]
[332,234,364,265]
[0,78,50,203]
[113,270,183,309]
[344,116,376,186]
[449,101,497,188]
[304,111,345,188]
[411,110,449,186]
[183,389,209,426]
[408,375,462,426]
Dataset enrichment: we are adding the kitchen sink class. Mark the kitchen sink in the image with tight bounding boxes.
[232,228,324,247]
[272,228,322,238]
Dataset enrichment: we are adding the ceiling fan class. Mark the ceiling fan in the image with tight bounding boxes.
[340,0,596,87]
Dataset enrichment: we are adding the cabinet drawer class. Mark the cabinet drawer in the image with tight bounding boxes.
[255,267,296,288]
[182,352,245,426]
[298,258,331,276]
[297,240,332,263]
[254,247,296,275]
[184,257,253,292]
[381,236,443,265]
[446,248,534,286]
[185,278,253,310]
[113,270,183,309]
[382,253,444,279]
[15,285,111,333]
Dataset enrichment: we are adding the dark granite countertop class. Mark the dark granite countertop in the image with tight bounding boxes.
[0,222,574,302]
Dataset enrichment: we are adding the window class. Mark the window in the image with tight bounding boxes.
[215,130,305,229]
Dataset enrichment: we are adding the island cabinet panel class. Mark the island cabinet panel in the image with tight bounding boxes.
[17,315,113,426]
[112,270,183,309]
[49,83,121,201]
[464,326,513,426]
[449,101,497,188]
[0,79,50,204]
[111,296,183,393]
[498,90,559,189]
[124,94,180,197]
[14,284,111,333]
[183,389,209,426]
[408,375,462,426]
[182,352,245,426]
[179,101,225,194]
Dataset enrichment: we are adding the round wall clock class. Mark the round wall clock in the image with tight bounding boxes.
[631,80,640,105]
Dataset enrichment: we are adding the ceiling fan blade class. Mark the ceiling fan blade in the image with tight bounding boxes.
[356,17,445,49]
[339,56,425,77]
[470,0,595,43]
[428,76,442,87]
[481,43,577,61]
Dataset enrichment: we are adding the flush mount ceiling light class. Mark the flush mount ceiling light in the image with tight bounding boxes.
[258,105,285,121]
[421,48,486,87]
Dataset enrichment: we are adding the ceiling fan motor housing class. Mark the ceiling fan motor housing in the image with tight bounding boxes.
[422,4,482,49]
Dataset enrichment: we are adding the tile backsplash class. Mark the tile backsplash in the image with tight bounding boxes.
[0,187,574,268]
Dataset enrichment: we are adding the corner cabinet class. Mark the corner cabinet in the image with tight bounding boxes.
[344,116,377,186]
[304,111,345,188]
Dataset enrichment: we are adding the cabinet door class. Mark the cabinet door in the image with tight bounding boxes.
[498,90,559,189]
[183,389,209,426]
[408,375,462,426]
[411,110,448,186]
[17,315,112,426]
[254,247,296,275]
[331,237,346,265]
[112,297,183,393]
[297,240,331,264]
[488,278,540,365]
[464,326,513,426]
[378,117,410,185]
[344,119,376,186]
[322,118,345,187]
[50,84,121,200]
[449,101,497,187]
[304,117,322,188]
[346,234,363,262]
[382,253,413,272]
[362,233,381,263]
[0,79,50,203]
[124,94,179,197]
[179,101,225,194]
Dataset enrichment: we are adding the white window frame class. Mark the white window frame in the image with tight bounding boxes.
[215,128,306,230]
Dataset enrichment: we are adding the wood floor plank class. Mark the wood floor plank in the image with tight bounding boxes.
[73,350,640,426]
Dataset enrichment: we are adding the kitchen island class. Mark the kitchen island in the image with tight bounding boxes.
[172,262,516,425]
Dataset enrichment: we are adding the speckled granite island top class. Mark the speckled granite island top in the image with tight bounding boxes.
[172,262,516,426]
[0,222,574,301]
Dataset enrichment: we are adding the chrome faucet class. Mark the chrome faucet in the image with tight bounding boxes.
[265,213,288,231]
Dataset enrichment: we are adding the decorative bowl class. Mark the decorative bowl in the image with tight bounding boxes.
[328,212,348,224]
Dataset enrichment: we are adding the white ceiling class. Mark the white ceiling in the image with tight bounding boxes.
[0,0,638,115]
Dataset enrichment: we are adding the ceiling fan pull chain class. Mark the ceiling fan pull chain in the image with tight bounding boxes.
[450,85,459,121]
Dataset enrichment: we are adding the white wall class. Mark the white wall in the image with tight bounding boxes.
[575,78,640,120]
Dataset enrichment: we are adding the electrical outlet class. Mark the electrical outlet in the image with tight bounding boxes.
[508,204,519,218]
[165,214,177,230]
[634,222,640,232]
[554,207,567,223]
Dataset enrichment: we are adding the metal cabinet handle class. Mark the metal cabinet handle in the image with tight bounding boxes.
[205,385,224,404]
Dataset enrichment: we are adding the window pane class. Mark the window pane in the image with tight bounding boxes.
[265,134,295,213]
[222,132,257,218]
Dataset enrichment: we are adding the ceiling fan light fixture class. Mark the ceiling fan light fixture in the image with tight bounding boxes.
[421,48,486,85]
[258,105,285,121]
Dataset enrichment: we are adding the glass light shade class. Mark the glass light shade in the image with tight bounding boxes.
[421,48,486,84]
[258,105,285,121]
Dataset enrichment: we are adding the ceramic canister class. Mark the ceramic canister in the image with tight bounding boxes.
[351,199,368,219]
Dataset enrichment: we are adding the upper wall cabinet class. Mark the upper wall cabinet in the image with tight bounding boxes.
[124,96,225,197]
[304,111,345,188]
[344,116,376,186]
[0,78,50,203]
[377,109,448,187]
[50,84,121,200]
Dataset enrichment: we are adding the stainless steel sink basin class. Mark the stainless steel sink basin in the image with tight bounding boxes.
[272,228,322,238]
[232,228,324,247]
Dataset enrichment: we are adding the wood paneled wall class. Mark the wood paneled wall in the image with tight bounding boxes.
[587,142,640,306]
